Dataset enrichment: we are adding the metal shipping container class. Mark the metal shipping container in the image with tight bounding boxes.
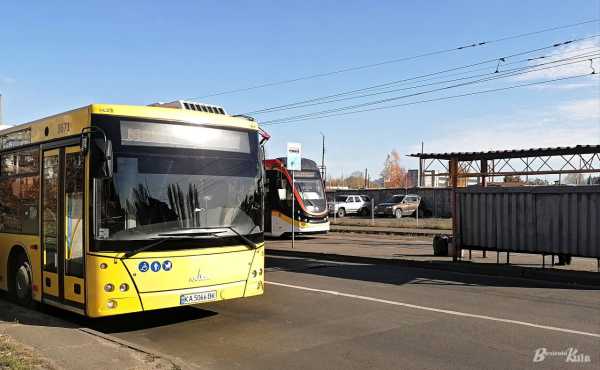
[456,186,600,258]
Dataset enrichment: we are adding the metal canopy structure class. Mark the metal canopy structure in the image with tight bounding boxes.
[411,144,600,262]
[409,144,600,187]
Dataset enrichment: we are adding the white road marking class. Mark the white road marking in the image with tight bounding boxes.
[266,255,368,265]
[267,281,600,339]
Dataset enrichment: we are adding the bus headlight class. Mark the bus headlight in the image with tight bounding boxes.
[104,283,114,292]
[119,283,129,292]
[107,300,118,309]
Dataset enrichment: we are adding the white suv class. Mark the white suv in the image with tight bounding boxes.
[328,195,372,217]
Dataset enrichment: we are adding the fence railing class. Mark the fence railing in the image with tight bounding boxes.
[326,187,452,218]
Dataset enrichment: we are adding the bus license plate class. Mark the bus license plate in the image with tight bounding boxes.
[180,291,217,305]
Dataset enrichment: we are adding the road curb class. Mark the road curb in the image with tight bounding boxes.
[0,298,190,370]
[330,227,449,237]
[78,327,191,370]
[266,249,600,288]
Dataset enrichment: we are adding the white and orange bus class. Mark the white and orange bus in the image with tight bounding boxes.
[264,157,329,237]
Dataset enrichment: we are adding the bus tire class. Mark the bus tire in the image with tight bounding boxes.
[9,251,33,307]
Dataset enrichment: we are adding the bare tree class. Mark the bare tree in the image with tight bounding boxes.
[380,150,408,188]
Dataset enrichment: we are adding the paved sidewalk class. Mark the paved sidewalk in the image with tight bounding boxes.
[266,234,600,287]
[0,298,180,370]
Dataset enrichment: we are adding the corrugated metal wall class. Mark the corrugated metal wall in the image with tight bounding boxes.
[456,186,600,258]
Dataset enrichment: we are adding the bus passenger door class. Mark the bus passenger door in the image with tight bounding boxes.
[41,145,85,312]
[264,171,274,233]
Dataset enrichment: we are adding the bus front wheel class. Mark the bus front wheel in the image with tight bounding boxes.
[10,253,33,307]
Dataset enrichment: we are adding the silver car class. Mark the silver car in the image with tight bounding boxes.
[328,195,372,217]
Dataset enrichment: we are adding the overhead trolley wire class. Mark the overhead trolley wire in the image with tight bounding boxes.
[261,58,600,125]
[188,19,599,100]
[262,72,597,126]
[262,56,599,123]
[248,49,600,114]
[245,35,600,115]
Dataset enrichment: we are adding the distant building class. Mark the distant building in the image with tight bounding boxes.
[437,176,448,187]
[409,169,441,187]
[372,178,385,187]
[423,170,436,187]
[326,186,349,191]
[407,170,418,187]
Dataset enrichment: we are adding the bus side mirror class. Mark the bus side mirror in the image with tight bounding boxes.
[81,128,113,179]
[80,133,90,155]
[86,136,113,179]
[277,189,286,200]
[101,140,114,179]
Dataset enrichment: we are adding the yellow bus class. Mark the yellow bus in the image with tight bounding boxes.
[0,101,265,317]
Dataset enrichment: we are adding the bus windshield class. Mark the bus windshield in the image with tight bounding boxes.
[92,118,263,250]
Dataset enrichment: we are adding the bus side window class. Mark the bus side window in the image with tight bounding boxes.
[18,149,40,234]
[0,149,40,235]
[65,152,84,278]
[43,154,59,272]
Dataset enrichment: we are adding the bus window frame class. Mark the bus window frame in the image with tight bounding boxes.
[0,144,42,236]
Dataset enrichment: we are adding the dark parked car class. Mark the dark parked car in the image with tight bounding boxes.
[374,194,421,218]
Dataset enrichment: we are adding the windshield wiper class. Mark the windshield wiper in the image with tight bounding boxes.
[158,230,227,237]
[180,225,260,249]
[122,232,221,258]
[224,226,259,249]
[121,226,259,258]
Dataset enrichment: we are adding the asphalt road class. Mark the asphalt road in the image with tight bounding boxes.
[84,235,599,370]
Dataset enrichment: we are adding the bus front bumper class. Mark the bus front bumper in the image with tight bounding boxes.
[88,279,264,317]
[140,280,263,311]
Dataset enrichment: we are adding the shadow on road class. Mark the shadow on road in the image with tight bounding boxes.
[0,292,218,334]
[83,306,218,333]
[266,254,600,291]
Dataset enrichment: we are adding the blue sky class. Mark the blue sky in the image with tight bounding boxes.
[1,1,599,179]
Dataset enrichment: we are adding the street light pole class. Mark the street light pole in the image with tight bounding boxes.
[320,132,326,183]
[0,94,4,126]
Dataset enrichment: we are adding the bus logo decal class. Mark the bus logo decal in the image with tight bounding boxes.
[162,260,173,271]
[189,269,209,283]
[138,261,150,273]
[150,261,161,272]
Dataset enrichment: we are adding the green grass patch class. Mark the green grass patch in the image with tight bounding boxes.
[0,335,51,370]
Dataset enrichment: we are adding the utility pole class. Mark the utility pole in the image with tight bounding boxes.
[0,94,4,126]
[320,132,326,183]
[364,168,368,189]
[418,141,424,187]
